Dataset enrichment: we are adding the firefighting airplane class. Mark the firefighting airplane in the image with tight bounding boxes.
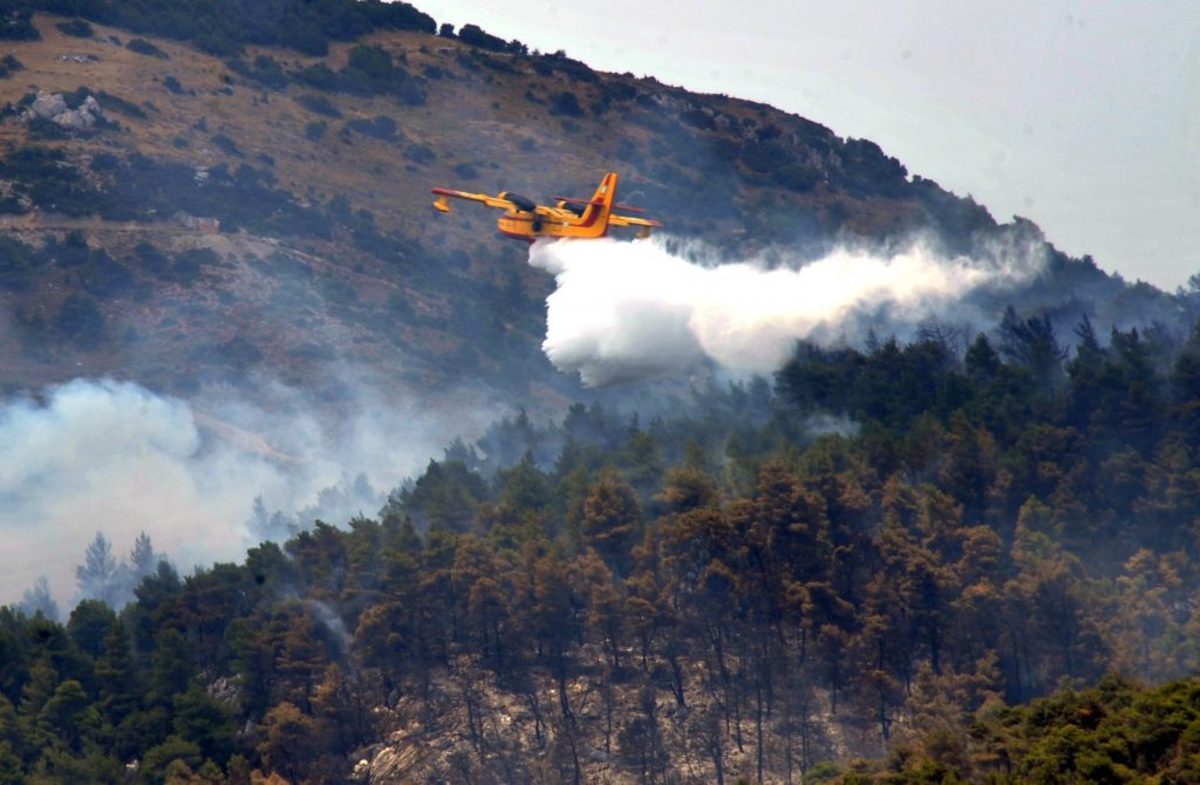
[431,171,661,241]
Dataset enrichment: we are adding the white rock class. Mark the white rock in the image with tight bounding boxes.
[31,91,67,120]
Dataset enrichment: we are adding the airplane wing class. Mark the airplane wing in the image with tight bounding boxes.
[432,188,520,212]
[608,214,662,229]
[608,212,663,238]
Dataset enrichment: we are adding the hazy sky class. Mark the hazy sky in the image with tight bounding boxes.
[417,1,1200,290]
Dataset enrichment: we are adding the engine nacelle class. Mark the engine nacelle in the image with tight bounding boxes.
[498,192,537,212]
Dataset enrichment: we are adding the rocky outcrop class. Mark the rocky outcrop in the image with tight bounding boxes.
[25,89,109,131]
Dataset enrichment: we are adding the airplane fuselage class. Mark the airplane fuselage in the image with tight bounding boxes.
[431,172,660,241]
[496,205,608,241]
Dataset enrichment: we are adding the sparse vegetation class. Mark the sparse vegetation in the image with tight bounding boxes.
[453,162,480,180]
[304,120,327,140]
[343,115,399,142]
[290,45,426,105]
[210,133,243,157]
[680,107,715,131]
[292,63,339,91]
[539,49,598,82]
[456,23,509,53]
[404,142,435,165]
[295,93,341,118]
[126,37,168,58]
[226,55,289,89]
[0,53,23,78]
[0,7,38,40]
[82,87,146,119]
[171,247,220,286]
[56,19,93,38]
[549,89,585,117]
[55,292,106,347]
[38,0,434,56]
[0,146,101,215]
[0,235,41,289]
[26,116,69,140]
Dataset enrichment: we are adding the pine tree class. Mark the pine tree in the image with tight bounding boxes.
[19,577,60,622]
[75,532,127,608]
[581,471,641,576]
[129,531,159,583]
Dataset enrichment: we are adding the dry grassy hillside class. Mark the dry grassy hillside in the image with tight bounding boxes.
[0,12,1149,408]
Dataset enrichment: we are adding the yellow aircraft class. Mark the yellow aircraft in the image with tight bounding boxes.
[432,171,661,241]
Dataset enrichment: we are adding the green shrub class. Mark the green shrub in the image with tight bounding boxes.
[126,38,168,59]
[81,251,133,296]
[739,140,791,173]
[92,89,146,119]
[405,143,435,165]
[344,116,398,141]
[0,236,41,290]
[346,44,394,81]
[304,121,326,140]
[295,93,340,118]
[292,64,339,91]
[680,108,715,131]
[28,117,69,140]
[602,81,638,102]
[0,54,23,78]
[251,54,288,88]
[210,134,243,157]
[397,80,425,106]
[549,91,584,118]
[0,8,38,40]
[90,152,120,171]
[540,51,598,83]
[55,294,106,348]
[457,23,507,53]
[172,248,220,286]
[3,146,101,215]
[776,163,819,193]
[227,56,289,89]
[56,19,93,38]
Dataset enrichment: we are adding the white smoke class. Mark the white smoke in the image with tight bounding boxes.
[0,377,479,609]
[528,237,1040,385]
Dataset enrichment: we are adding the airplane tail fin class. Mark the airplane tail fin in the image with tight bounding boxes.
[577,172,618,237]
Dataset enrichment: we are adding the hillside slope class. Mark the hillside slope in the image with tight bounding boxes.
[4,8,1200,785]
[0,10,1184,414]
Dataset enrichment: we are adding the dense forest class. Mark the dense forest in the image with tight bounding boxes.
[4,306,1200,783]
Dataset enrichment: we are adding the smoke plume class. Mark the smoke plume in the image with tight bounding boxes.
[0,377,478,609]
[528,237,1041,385]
